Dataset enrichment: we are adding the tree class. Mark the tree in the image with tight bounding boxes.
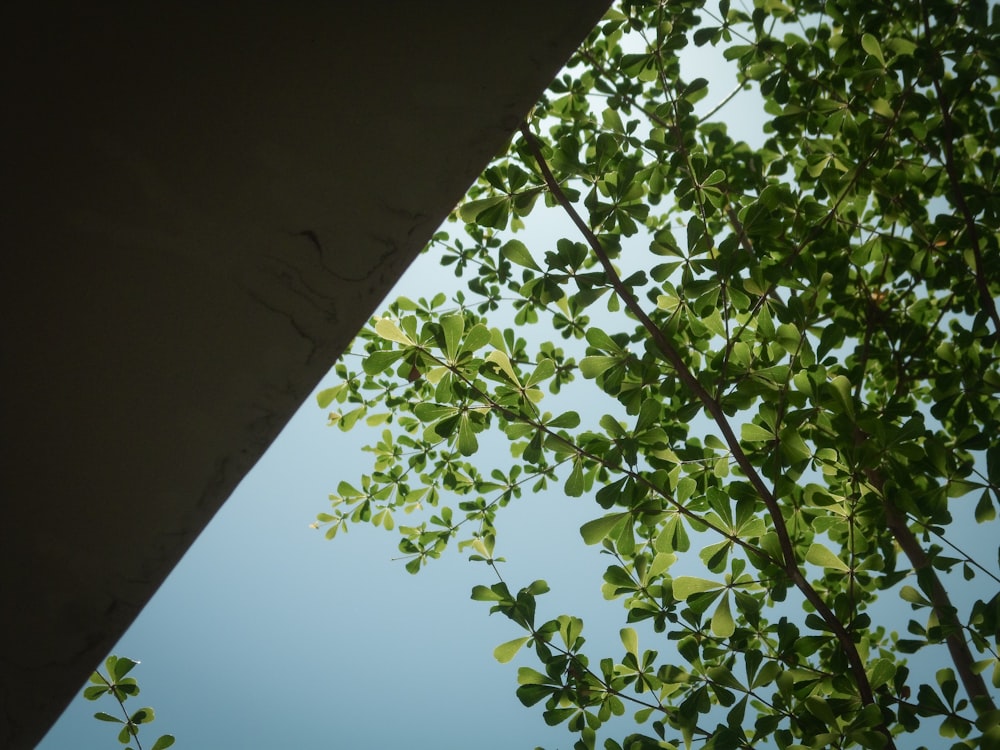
[315,1,1000,748]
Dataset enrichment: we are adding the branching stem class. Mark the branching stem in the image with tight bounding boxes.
[875,469,997,714]
[519,122,896,746]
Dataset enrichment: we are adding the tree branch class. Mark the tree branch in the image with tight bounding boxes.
[518,123,894,743]
[867,457,997,714]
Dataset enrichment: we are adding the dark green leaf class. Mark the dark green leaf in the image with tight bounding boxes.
[500,239,541,271]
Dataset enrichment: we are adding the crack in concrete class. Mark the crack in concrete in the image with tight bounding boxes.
[241,285,320,364]
[290,229,396,284]
[260,255,341,319]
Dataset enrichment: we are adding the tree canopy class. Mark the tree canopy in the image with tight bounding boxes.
[316,1,1000,748]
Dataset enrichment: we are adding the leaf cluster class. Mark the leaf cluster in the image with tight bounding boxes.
[84,655,175,750]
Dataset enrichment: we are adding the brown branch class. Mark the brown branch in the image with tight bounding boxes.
[519,123,894,744]
[866,457,997,715]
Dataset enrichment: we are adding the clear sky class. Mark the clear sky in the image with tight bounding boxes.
[36,21,997,750]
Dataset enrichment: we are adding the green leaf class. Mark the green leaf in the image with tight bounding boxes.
[525,358,556,387]
[525,579,549,596]
[975,491,996,522]
[548,411,581,429]
[580,512,629,545]
[130,707,155,724]
[494,636,531,663]
[805,543,850,572]
[700,539,731,573]
[620,627,639,656]
[756,305,775,339]
[861,33,885,66]
[500,239,541,270]
[565,460,585,497]
[440,314,465,360]
[673,576,724,599]
[463,324,491,353]
[741,423,774,442]
[516,683,554,707]
[899,585,931,606]
[457,413,478,456]
[775,323,800,352]
[460,195,507,224]
[711,593,736,638]
[675,476,696,504]
[827,375,855,419]
[373,317,414,346]
[362,349,407,376]
[543,707,577,726]
[602,107,625,133]
[471,584,506,602]
[779,426,812,464]
[584,327,622,353]
[868,658,896,690]
[579,355,619,379]
[316,386,342,409]
[94,711,124,723]
[517,666,550,686]
[702,169,726,186]
[654,515,689,553]
[484,349,521,385]
[110,656,140,681]
[151,736,176,750]
[648,551,675,580]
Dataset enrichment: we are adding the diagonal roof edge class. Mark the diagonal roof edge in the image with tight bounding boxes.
[0,4,611,747]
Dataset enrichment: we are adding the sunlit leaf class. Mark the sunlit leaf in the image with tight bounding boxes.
[861,33,885,66]
[494,637,531,663]
[711,593,736,638]
[673,576,724,599]
[579,355,620,379]
[484,350,521,385]
[373,317,414,346]
[580,513,629,545]
[805,543,850,572]
[620,627,639,656]
[741,423,774,442]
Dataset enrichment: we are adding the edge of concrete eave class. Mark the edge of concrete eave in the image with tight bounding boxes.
[2,3,612,749]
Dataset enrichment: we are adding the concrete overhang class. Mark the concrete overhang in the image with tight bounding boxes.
[1,4,610,747]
